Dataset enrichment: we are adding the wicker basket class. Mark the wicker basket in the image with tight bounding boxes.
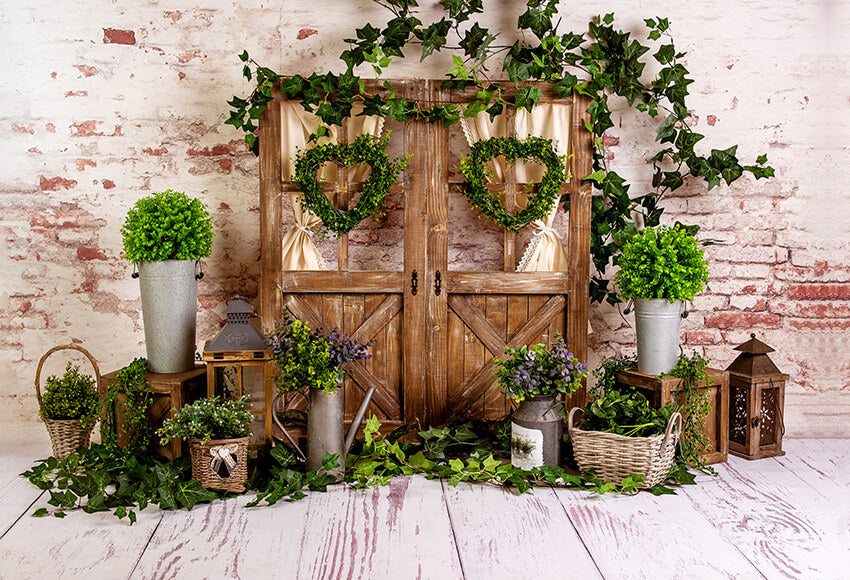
[568,407,682,488]
[35,344,101,459]
[189,437,249,493]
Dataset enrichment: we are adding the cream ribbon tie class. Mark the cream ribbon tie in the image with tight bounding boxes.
[209,443,239,478]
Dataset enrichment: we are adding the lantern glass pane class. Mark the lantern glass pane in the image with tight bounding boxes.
[213,366,240,399]
[730,382,748,446]
[760,387,778,447]
[242,365,266,404]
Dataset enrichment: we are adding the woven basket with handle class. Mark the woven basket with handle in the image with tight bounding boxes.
[568,407,682,489]
[189,436,249,493]
[35,344,101,460]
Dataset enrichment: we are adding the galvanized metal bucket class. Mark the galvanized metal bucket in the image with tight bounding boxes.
[138,260,198,374]
[511,394,562,468]
[634,298,684,376]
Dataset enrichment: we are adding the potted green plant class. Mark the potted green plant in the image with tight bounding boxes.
[121,189,214,374]
[615,224,710,375]
[493,336,588,469]
[267,316,372,475]
[569,389,682,488]
[157,395,253,492]
[37,361,100,459]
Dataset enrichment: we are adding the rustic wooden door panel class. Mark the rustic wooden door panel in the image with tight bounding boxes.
[446,293,568,419]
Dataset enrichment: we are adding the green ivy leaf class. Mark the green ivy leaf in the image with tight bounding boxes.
[239,50,249,62]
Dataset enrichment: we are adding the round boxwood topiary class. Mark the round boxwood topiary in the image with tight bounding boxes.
[615,224,710,302]
[39,362,100,427]
[121,189,214,263]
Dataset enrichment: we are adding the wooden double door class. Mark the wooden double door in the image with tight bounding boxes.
[259,80,592,430]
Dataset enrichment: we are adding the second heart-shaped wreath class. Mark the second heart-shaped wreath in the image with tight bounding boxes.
[459,136,567,233]
[294,133,408,235]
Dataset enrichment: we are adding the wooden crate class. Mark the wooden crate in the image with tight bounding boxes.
[99,365,207,460]
[615,368,729,465]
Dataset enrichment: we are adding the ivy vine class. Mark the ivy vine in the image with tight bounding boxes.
[293,133,408,235]
[101,358,153,453]
[459,136,565,232]
[226,1,775,304]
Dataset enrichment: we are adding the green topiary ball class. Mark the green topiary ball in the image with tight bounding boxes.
[615,224,710,302]
[121,189,214,263]
[40,362,99,425]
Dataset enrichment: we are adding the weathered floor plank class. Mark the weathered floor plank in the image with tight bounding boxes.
[130,493,312,579]
[297,476,463,580]
[681,454,848,580]
[553,480,763,580]
[442,481,603,580]
[0,445,51,539]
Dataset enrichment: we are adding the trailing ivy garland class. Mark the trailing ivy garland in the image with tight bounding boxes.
[293,133,408,236]
[228,2,775,305]
[459,136,565,232]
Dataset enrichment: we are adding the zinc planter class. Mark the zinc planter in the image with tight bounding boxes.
[511,394,562,469]
[138,260,198,374]
[634,298,685,376]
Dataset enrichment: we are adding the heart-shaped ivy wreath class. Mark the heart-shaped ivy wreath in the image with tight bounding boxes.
[293,133,408,236]
[459,136,567,233]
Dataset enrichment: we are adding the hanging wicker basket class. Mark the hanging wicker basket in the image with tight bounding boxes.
[568,407,682,489]
[189,437,249,493]
[35,344,101,459]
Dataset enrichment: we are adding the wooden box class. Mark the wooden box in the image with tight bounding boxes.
[615,367,729,465]
[99,365,207,460]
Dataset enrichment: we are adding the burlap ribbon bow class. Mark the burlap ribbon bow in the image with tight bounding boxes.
[209,443,239,478]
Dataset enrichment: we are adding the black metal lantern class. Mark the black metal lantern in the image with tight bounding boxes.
[726,333,788,460]
[203,296,272,446]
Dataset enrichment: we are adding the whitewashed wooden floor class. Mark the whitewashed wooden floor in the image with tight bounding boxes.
[0,439,847,580]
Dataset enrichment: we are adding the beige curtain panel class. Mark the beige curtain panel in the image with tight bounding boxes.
[279,102,384,271]
[460,104,572,273]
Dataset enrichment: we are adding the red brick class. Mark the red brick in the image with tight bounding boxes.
[705,312,781,329]
[789,319,850,331]
[178,49,203,63]
[707,115,718,126]
[65,91,88,98]
[219,202,231,211]
[73,65,98,77]
[103,28,136,45]
[39,175,78,191]
[186,141,244,156]
[297,28,318,40]
[684,330,722,344]
[773,302,850,318]
[600,134,619,147]
[76,247,108,261]
[70,120,103,137]
[142,146,168,156]
[163,10,183,22]
[76,159,96,171]
[45,123,56,133]
[219,159,232,172]
[787,284,850,300]
[11,123,34,134]
[102,180,116,189]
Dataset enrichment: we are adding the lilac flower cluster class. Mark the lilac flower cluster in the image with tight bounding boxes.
[326,328,372,367]
[493,335,589,402]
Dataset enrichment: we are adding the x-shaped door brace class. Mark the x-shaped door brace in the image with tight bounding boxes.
[283,293,403,418]
[446,294,567,417]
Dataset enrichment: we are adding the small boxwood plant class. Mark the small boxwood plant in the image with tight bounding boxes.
[157,395,253,444]
[121,189,214,263]
[494,335,588,402]
[39,362,99,427]
[615,224,709,302]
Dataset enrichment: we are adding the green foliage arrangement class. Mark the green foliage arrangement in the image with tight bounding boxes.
[227,2,774,304]
[615,224,710,302]
[458,136,566,232]
[493,335,588,402]
[267,315,372,394]
[590,353,638,399]
[101,358,153,453]
[157,396,253,445]
[664,350,713,469]
[39,362,99,427]
[294,133,409,236]
[579,389,676,438]
[121,190,214,263]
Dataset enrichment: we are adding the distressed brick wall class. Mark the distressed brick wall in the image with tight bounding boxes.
[1,1,847,443]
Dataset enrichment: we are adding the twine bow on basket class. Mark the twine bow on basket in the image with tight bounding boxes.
[208,443,239,478]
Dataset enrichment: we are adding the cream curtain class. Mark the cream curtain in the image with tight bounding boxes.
[460,104,571,272]
[280,102,384,271]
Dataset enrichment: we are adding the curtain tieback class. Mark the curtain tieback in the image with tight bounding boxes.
[294,223,314,237]
[531,224,559,238]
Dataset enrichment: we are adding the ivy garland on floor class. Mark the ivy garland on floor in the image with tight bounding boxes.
[23,414,697,524]
[458,136,566,232]
[226,1,775,305]
[293,133,409,236]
